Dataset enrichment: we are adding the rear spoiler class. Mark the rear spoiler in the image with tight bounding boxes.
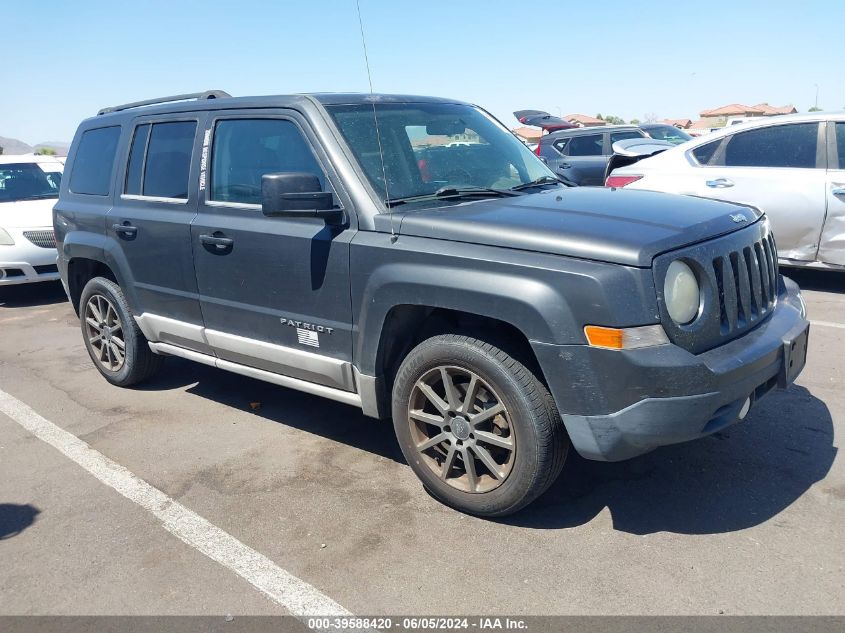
[513,109,576,132]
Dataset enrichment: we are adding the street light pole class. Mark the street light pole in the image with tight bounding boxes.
[814,84,819,109]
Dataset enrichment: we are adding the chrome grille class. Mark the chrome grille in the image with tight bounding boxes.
[23,230,56,248]
[712,233,778,335]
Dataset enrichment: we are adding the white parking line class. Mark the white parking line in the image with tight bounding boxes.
[0,387,352,625]
[810,320,845,330]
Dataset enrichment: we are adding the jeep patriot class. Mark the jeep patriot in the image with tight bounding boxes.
[55,91,809,516]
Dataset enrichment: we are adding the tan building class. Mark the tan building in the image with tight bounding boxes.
[564,114,606,127]
[699,102,797,126]
[511,126,544,143]
[661,118,693,129]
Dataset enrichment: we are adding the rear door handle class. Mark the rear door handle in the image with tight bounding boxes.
[199,233,234,249]
[112,222,138,237]
[558,162,571,169]
[706,178,734,188]
[832,185,845,197]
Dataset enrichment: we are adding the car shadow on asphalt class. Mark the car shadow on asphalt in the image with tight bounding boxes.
[784,268,845,294]
[0,503,41,540]
[138,357,406,464]
[0,281,66,308]
[506,385,836,534]
[141,358,835,535]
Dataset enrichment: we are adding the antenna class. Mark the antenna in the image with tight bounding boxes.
[355,0,396,239]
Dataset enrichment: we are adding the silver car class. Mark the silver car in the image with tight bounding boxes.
[607,112,845,270]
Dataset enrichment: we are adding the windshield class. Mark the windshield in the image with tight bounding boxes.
[0,162,62,202]
[644,125,692,144]
[326,102,555,204]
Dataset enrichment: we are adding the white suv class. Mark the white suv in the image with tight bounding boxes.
[0,154,63,285]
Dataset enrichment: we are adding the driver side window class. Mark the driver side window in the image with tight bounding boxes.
[210,118,325,205]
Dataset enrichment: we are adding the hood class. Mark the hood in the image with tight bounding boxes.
[388,188,762,267]
[0,198,58,229]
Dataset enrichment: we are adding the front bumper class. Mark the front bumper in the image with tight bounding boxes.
[0,230,60,286]
[532,276,809,461]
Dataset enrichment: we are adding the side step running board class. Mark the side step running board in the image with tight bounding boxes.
[148,342,363,409]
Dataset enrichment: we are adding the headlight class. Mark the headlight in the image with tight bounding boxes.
[664,260,700,324]
[0,228,15,246]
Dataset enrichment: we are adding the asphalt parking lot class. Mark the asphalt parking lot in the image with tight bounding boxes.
[1,270,843,617]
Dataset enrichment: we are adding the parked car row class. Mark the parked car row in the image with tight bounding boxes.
[523,115,692,187]
[606,112,845,271]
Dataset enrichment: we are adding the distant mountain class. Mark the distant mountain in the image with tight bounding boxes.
[0,136,70,156]
[0,136,34,155]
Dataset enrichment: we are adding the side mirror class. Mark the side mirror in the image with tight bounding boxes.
[261,172,341,222]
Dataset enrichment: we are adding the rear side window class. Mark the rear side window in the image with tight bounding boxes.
[566,134,603,156]
[723,123,818,168]
[69,126,121,196]
[123,121,196,199]
[143,122,197,199]
[692,139,720,165]
[836,122,845,170]
[610,130,644,144]
[210,118,324,205]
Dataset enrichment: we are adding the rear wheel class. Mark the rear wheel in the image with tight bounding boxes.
[392,334,568,517]
[79,277,162,386]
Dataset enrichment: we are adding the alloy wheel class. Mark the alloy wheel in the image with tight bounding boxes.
[408,365,516,493]
[84,294,126,372]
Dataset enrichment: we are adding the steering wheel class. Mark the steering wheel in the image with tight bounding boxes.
[444,168,472,184]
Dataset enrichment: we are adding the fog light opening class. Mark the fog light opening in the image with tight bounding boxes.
[738,397,752,420]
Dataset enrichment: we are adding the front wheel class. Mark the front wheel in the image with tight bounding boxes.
[79,276,162,386]
[392,334,568,517]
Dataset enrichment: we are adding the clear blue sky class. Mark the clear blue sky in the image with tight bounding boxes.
[2,0,841,143]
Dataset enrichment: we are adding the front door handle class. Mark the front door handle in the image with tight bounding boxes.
[199,233,234,250]
[558,162,571,169]
[112,222,138,238]
[706,178,734,188]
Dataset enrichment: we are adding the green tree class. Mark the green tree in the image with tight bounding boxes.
[808,106,822,112]
[595,113,604,121]
[0,145,4,155]
[604,115,626,124]
[630,118,641,125]
[34,147,56,156]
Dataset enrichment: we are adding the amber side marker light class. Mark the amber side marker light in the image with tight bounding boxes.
[584,325,670,350]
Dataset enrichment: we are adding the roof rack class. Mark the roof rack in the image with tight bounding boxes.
[97,90,232,115]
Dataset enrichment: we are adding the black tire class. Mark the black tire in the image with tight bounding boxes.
[79,276,162,386]
[392,334,568,517]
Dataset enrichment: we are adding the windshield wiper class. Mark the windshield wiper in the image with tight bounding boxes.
[509,176,566,191]
[386,186,520,208]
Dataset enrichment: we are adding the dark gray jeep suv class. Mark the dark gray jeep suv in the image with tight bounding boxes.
[55,91,809,516]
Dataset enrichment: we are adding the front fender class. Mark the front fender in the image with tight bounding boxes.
[350,232,659,377]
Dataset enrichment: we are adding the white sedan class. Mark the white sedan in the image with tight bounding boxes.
[607,112,845,270]
[0,154,64,285]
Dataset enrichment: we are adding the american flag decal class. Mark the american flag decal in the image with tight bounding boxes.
[296,328,320,348]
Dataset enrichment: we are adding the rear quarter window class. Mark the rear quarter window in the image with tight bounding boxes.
[69,126,121,196]
[692,139,721,165]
